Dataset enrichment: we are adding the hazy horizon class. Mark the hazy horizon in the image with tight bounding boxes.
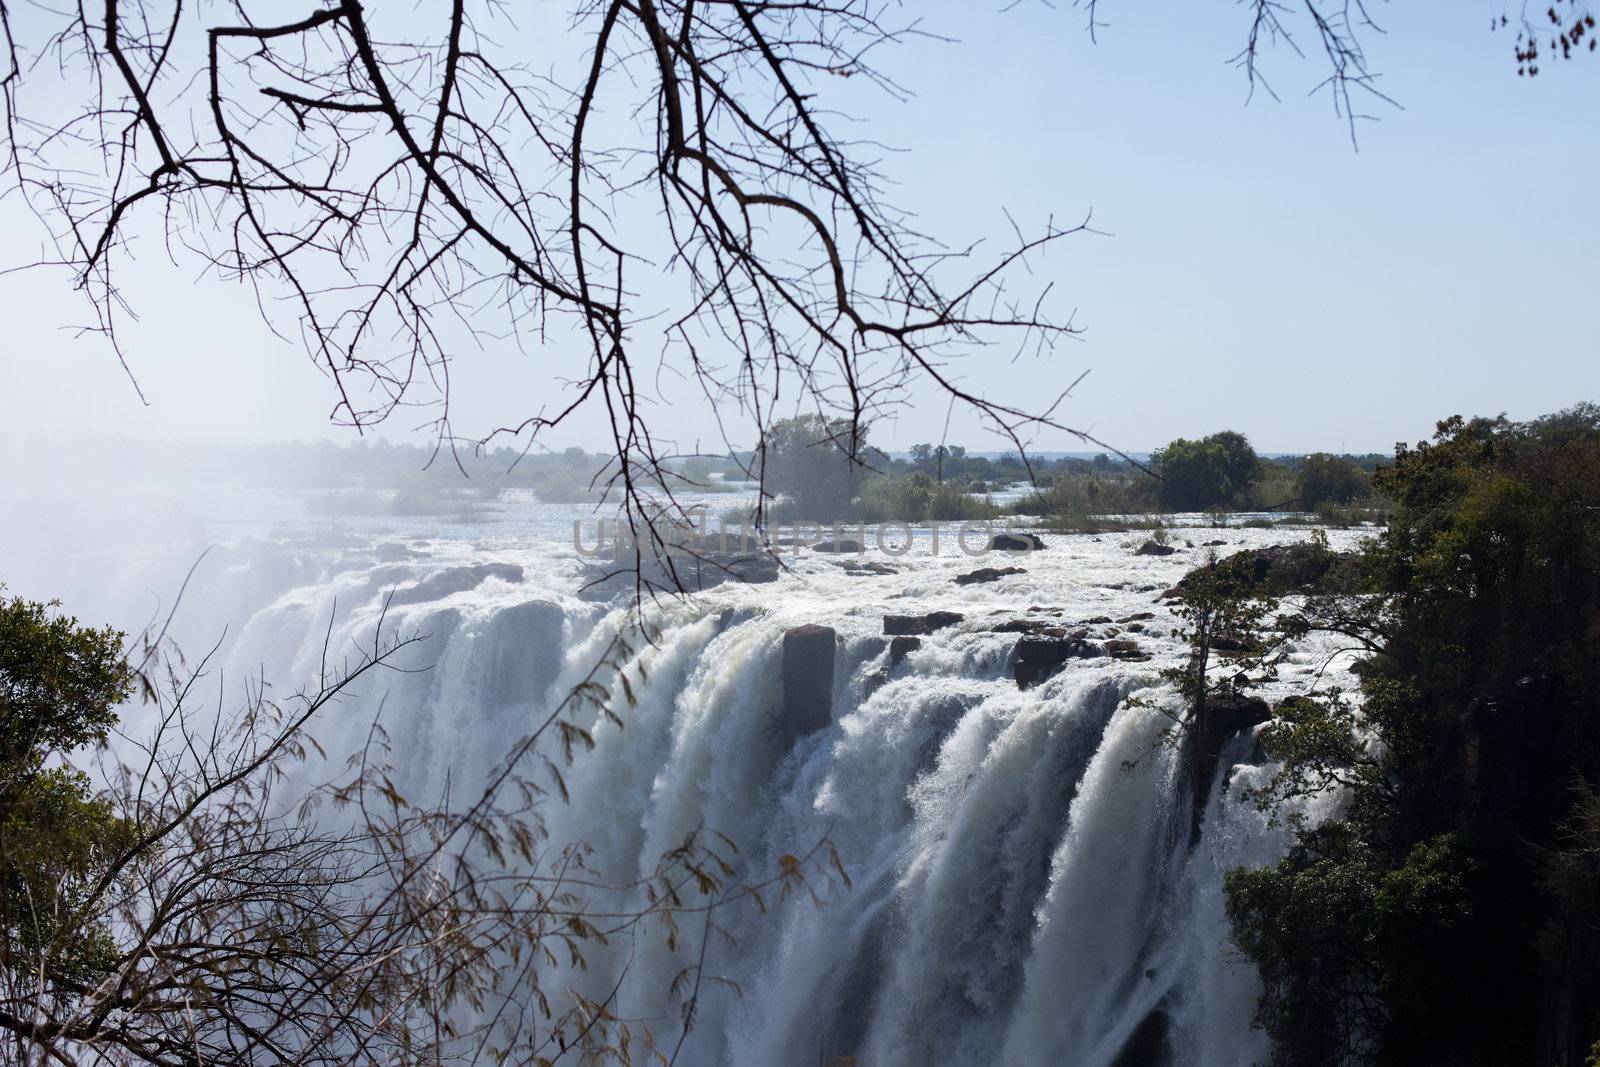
[4,3,1596,458]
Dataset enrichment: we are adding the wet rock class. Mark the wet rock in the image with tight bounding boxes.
[857,636,888,659]
[812,538,865,553]
[1103,638,1150,661]
[781,625,838,741]
[1202,539,1228,547]
[1135,540,1177,556]
[389,562,524,606]
[577,549,779,600]
[1011,636,1103,689]
[1110,1004,1173,1067]
[1079,615,1114,625]
[836,559,898,576]
[883,611,964,636]
[487,600,565,701]
[1188,692,1272,841]
[988,532,1046,552]
[953,565,1027,586]
[888,636,922,668]
[991,618,1059,635]
[1117,612,1156,623]
[1174,542,1364,599]
[1211,633,1263,656]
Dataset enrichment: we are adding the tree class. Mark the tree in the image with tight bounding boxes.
[0,595,135,1001]
[908,444,968,483]
[762,414,867,519]
[1154,431,1259,510]
[1296,453,1371,509]
[1223,407,1600,1065]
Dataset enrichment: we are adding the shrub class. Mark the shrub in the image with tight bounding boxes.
[1020,473,1157,532]
[851,473,999,522]
[1297,453,1371,509]
[1154,431,1258,510]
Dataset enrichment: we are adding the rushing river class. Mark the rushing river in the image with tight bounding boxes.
[2,481,1358,1065]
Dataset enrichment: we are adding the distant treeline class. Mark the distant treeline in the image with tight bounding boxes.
[30,429,1391,524]
[756,416,1394,528]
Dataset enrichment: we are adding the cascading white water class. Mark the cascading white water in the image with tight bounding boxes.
[2,494,1358,1066]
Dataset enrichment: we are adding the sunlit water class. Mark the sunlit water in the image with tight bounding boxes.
[1,481,1361,1065]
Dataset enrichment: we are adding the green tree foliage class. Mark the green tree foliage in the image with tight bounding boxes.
[907,443,968,482]
[762,415,868,519]
[852,472,999,522]
[0,595,135,993]
[1154,431,1259,510]
[1296,453,1372,509]
[1028,473,1158,532]
[1251,458,1301,510]
[1223,407,1600,1065]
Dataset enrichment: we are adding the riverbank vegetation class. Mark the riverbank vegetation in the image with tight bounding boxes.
[1158,405,1600,1065]
[755,414,1395,530]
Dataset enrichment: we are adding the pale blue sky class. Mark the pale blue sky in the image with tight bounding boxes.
[2,2,1595,456]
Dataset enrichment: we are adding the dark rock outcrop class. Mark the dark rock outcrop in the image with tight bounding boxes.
[1174,541,1363,599]
[1011,636,1103,689]
[389,562,524,606]
[953,565,1027,586]
[487,600,565,702]
[781,625,838,741]
[991,619,1063,635]
[1188,692,1272,840]
[812,538,865,554]
[836,559,898,576]
[578,550,779,600]
[883,611,964,636]
[1103,638,1150,662]
[1135,540,1177,556]
[988,532,1046,552]
[888,636,922,668]
[1110,1004,1173,1067]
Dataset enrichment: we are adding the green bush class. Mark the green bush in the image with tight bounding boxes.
[1297,453,1371,509]
[1250,459,1300,510]
[851,473,999,522]
[1154,431,1258,510]
[1,594,135,992]
[1017,473,1157,532]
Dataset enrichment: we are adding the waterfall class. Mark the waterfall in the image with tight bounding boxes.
[5,516,1358,1065]
[535,603,1307,1065]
